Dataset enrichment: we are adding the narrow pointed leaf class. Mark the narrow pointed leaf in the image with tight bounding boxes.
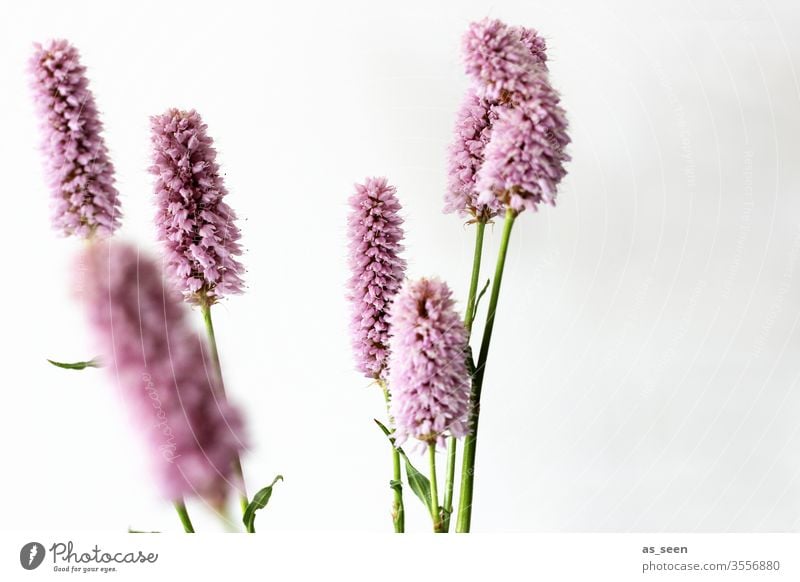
[373,419,432,511]
[243,475,283,533]
[47,358,101,370]
[471,278,491,322]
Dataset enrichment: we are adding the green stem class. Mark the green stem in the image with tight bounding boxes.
[200,299,249,516]
[380,379,404,532]
[428,443,443,533]
[174,499,195,533]
[442,437,457,532]
[443,220,486,532]
[464,220,487,335]
[456,208,516,533]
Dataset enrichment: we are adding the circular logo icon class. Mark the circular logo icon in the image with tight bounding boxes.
[20,542,45,570]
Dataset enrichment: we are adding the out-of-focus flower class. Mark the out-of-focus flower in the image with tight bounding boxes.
[347,177,407,379]
[78,241,246,504]
[29,40,121,238]
[149,109,244,304]
[388,278,470,449]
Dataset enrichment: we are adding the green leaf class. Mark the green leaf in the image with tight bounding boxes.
[373,419,432,511]
[471,278,491,322]
[47,358,101,370]
[243,475,283,533]
[403,456,432,509]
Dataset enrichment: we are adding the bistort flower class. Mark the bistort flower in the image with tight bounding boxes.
[150,109,244,304]
[445,88,502,220]
[388,278,470,448]
[446,21,552,218]
[29,39,121,238]
[476,75,570,213]
[462,18,539,102]
[347,177,407,379]
[77,241,246,504]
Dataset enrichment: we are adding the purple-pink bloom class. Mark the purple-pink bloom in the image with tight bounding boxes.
[347,177,407,379]
[77,241,246,504]
[447,21,552,218]
[149,109,244,304]
[29,40,121,238]
[445,88,503,220]
[462,18,539,102]
[388,278,470,449]
[476,75,570,213]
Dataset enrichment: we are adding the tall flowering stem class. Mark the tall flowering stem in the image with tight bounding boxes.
[150,109,249,515]
[442,219,486,532]
[346,177,407,532]
[456,209,516,532]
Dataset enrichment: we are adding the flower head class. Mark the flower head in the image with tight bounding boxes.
[445,88,503,220]
[476,76,570,213]
[149,109,244,304]
[388,278,471,449]
[347,177,407,379]
[29,40,121,238]
[462,18,539,102]
[77,241,246,504]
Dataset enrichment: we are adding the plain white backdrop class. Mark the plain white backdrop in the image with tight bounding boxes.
[1,0,798,533]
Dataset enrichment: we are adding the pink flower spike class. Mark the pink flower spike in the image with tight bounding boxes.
[347,177,407,379]
[150,109,244,304]
[29,40,121,239]
[388,278,471,450]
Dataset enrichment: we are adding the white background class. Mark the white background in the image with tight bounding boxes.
[1,0,798,533]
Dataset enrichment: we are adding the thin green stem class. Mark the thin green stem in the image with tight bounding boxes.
[200,299,249,516]
[464,220,487,334]
[443,219,486,532]
[428,443,443,533]
[174,499,195,533]
[442,437,457,532]
[456,208,516,533]
[380,379,404,532]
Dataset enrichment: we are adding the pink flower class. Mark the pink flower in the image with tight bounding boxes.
[29,40,121,238]
[77,241,246,503]
[445,88,503,220]
[347,177,407,379]
[388,278,470,449]
[476,75,570,213]
[462,18,539,102]
[150,109,244,304]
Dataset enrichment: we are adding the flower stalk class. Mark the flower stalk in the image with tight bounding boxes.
[442,219,486,532]
[456,208,516,532]
[379,379,405,533]
[173,500,195,533]
[428,444,443,533]
[200,297,249,515]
